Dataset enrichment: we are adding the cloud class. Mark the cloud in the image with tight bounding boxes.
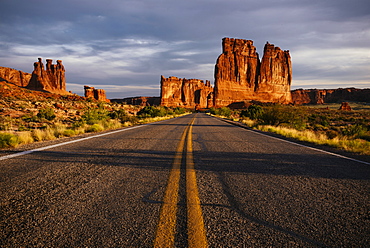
[0,0,369,98]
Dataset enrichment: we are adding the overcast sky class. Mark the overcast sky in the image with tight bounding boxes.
[1,0,369,98]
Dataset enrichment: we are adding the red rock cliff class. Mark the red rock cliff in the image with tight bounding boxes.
[214,38,292,107]
[0,67,31,87]
[291,88,370,104]
[84,85,109,102]
[26,58,68,94]
[257,42,292,103]
[160,76,213,109]
[214,38,260,107]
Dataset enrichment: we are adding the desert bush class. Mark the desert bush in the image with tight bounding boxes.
[342,124,368,138]
[240,105,264,120]
[32,128,56,141]
[121,115,139,124]
[0,132,19,148]
[308,114,330,127]
[0,116,13,131]
[240,118,257,127]
[82,108,109,125]
[37,107,56,121]
[52,123,67,138]
[108,109,127,120]
[326,130,339,139]
[86,124,104,133]
[173,107,187,115]
[22,113,38,123]
[63,129,76,137]
[71,119,86,128]
[259,105,306,130]
[17,131,34,144]
[101,119,122,130]
[137,106,168,118]
[209,107,231,118]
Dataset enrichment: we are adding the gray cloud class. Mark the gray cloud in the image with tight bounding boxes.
[0,0,369,98]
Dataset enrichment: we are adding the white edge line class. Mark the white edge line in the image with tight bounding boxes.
[0,122,154,161]
[222,118,370,166]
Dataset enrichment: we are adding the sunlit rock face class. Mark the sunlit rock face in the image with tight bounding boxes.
[160,37,293,108]
[214,38,292,107]
[84,85,109,102]
[26,58,68,94]
[291,88,370,104]
[0,67,31,87]
[160,76,214,109]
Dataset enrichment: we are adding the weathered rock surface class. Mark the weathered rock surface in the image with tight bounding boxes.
[291,88,370,104]
[160,76,213,109]
[213,38,292,107]
[26,58,68,94]
[0,66,31,87]
[160,38,293,108]
[214,38,260,107]
[339,102,352,111]
[111,96,161,106]
[84,85,109,102]
[257,42,292,103]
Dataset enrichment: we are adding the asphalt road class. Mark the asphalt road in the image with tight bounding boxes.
[1,113,369,247]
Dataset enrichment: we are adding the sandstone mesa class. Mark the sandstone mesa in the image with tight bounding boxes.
[160,37,292,108]
[0,37,369,107]
[0,58,108,102]
[84,85,110,102]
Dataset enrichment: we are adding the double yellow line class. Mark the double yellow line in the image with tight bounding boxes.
[154,116,208,248]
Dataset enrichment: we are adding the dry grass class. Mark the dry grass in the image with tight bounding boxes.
[257,125,370,155]
[17,131,34,145]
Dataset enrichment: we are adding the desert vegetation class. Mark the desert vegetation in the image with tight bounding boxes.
[210,103,370,155]
[0,82,188,149]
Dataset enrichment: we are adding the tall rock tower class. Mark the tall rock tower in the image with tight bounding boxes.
[214,38,260,107]
[214,38,292,107]
[257,42,292,103]
[27,58,68,94]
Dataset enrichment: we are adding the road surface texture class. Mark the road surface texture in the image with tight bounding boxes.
[1,113,369,247]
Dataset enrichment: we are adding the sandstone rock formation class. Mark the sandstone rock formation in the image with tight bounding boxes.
[214,38,292,107]
[291,88,370,104]
[0,66,31,87]
[339,102,352,111]
[84,85,109,102]
[112,96,161,106]
[160,76,214,109]
[257,42,292,102]
[26,58,68,94]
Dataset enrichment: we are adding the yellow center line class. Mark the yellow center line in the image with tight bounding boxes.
[186,119,208,248]
[153,124,187,247]
[153,115,208,248]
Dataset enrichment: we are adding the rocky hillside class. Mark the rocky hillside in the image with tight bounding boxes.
[0,81,138,132]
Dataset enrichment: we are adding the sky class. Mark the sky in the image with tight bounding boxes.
[1,0,369,98]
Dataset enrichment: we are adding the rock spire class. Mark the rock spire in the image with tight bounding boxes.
[26,58,68,94]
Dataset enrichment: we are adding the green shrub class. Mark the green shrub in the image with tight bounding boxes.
[22,113,38,122]
[343,124,368,138]
[137,106,168,118]
[82,108,109,124]
[71,119,86,128]
[259,105,306,129]
[37,107,56,121]
[0,132,19,148]
[121,115,139,124]
[108,109,127,120]
[86,124,104,132]
[240,105,264,120]
[209,107,231,118]
[173,107,186,115]
[63,129,76,137]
